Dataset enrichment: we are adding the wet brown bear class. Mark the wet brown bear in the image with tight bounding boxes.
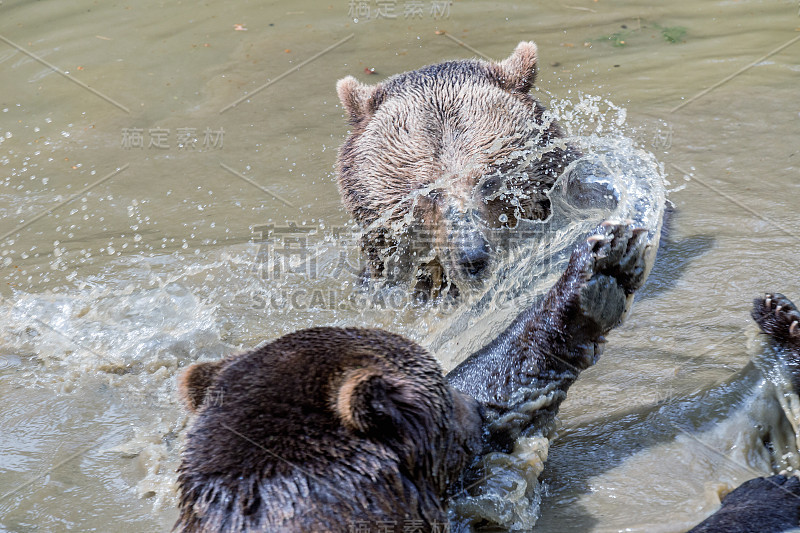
[175,327,483,532]
[688,293,800,533]
[174,222,651,532]
[336,42,581,294]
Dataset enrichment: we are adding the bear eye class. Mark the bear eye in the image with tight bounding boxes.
[480,177,501,193]
[426,189,442,201]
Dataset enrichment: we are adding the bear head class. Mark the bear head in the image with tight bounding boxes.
[336,42,580,291]
[174,327,483,532]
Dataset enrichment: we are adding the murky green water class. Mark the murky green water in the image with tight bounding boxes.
[1,0,799,531]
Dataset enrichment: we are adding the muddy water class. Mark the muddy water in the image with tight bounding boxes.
[0,0,799,531]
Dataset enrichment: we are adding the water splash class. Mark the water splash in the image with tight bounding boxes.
[0,95,666,518]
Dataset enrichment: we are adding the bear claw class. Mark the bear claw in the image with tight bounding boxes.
[752,293,800,344]
[584,222,650,295]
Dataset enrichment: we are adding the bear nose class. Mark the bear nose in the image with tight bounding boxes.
[458,239,491,278]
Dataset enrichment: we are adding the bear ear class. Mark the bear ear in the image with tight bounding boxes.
[178,361,225,412]
[336,76,379,121]
[335,367,412,435]
[496,41,538,93]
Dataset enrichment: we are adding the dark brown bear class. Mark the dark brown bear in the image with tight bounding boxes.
[174,222,651,532]
[687,293,800,533]
[336,42,581,293]
[175,327,483,532]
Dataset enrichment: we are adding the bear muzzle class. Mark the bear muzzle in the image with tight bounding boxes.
[444,207,494,281]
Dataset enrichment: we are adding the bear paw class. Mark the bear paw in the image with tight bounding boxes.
[585,222,649,292]
[752,293,800,345]
[570,222,649,335]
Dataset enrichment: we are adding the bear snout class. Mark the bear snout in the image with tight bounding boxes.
[457,237,492,279]
[442,206,493,280]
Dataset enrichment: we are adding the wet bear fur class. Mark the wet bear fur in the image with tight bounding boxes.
[687,474,800,533]
[688,293,800,533]
[173,223,652,532]
[336,42,581,292]
[174,327,483,532]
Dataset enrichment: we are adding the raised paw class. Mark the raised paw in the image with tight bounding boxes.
[752,293,800,346]
[558,222,652,339]
[586,222,650,294]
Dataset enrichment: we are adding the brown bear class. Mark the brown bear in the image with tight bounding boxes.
[336,42,583,295]
[687,293,800,533]
[175,327,483,532]
[173,222,651,532]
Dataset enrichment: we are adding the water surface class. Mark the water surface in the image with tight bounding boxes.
[1,0,799,531]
